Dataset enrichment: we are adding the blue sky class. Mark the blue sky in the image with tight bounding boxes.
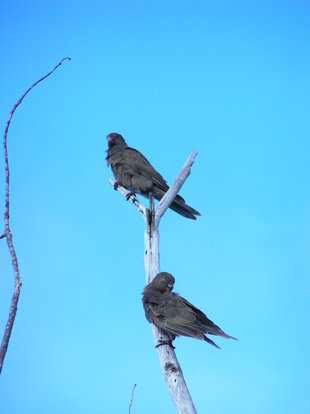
[0,1,309,413]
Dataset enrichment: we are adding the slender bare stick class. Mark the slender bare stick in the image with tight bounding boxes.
[155,150,197,226]
[109,151,198,413]
[0,57,71,374]
[108,179,148,217]
[128,383,137,414]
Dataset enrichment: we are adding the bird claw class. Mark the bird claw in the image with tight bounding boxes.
[113,181,136,200]
[113,181,121,190]
[125,191,136,201]
[155,340,175,349]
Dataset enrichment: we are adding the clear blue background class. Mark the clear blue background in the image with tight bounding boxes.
[0,1,309,413]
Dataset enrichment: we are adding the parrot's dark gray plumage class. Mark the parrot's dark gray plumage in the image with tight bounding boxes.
[142,272,237,349]
[106,133,200,219]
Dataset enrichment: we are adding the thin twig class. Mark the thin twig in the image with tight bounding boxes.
[108,179,148,218]
[155,150,197,226]
[0,57,71,374]
[128,383,137,414]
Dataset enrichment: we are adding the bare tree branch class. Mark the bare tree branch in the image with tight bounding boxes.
[128,383,137,414]
[155,150,197,227]
[109,151,198,413]
[108,178,148,218]
[0,57,71,374]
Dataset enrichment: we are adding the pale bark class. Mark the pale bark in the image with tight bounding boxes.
[109,150,198,414]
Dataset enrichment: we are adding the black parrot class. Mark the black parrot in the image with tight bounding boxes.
[106,133,200,219]
[142,272,237,349]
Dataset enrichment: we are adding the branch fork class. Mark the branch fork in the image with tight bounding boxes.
[109,150,198,414]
